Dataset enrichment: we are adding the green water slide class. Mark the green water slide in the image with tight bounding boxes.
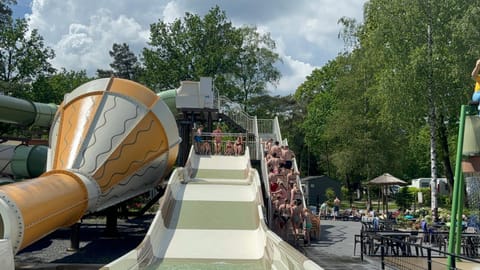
[0,94,57,127]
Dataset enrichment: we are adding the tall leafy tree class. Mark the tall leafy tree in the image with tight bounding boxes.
[97,43,141,80]
[0,17,55,84]
[226,27,280,112]
[142,6,239,90]
[142,6,281,108]
[296,1,480,208]
[358,0,476,215]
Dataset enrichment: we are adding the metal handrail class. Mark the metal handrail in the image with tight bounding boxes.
[217,96,256,133]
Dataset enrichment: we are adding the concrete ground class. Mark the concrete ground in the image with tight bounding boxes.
[300,219,381,270]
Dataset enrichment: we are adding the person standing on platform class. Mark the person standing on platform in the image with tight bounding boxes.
[333,196,341,221]
[319,201,328,219]
[471,59,480,113]
[212,125,223,155]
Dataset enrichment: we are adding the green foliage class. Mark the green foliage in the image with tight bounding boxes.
[0,0,16,25]
[97,43,141,80]
[227,27,281,111]
[294,0,478,201]
[341,186,349,200]
[31,69,91,104]
[0,17,55,83]
[419,187,431,207]
[438,194,451,208]
[395,187,414,210]
[142,6,280,107]
[325,188,336,204]
[142,6,239,90]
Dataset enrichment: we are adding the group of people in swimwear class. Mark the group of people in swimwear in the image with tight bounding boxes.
[264,138,312,246]
[194,124,244,156]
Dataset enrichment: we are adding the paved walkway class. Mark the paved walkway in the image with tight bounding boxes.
[301,220,381,270]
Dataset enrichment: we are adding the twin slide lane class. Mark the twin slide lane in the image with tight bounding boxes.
[102,149,322,270]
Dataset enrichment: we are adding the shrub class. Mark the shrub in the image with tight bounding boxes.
[325,188,336,205]
[395,187,414,209]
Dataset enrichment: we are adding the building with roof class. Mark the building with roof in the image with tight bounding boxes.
[301,175,342,209]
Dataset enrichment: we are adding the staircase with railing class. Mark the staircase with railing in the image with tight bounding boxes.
[215,95,311,235]
[216,95,283,160]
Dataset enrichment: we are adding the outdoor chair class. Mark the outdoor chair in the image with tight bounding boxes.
[353,234,369,256]
[407,235,424,256]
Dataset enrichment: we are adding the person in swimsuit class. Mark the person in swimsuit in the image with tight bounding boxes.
[212,125,223,155]
[287,169,299,186]
[234,136,243,155]
[194,125,204,154]
[291,200,303,237]
[303,208,312,246]
[290,183,302,205]
[281,145,295,169]
[272,182,287,205]
[224,140,234,155]
[278,200,291,239]
[333,196,340,221]
[270,141,281,157]
[267,152,280,174]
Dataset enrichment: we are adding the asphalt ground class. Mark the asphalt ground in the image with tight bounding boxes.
[14,214,153,269]
[13,215,381,270]
[300,219,381,270]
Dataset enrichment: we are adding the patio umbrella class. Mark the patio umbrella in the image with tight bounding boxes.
[368,173,407,215]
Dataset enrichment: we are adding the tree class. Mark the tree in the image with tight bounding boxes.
[357,0,476,218]
[31,69,91,104]
[142,5,281,107]
[0,17,55,84]
[142,6,239,90]
[395,187,414,210]
[226,27,281,112]
[97,43,141,80]
[0,0,15,25]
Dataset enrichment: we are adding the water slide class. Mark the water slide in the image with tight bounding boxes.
[0,94,55,182]
[102,148,322,270]
[0,77,321,269]
[0,94,57,128]
[0,78,180,254]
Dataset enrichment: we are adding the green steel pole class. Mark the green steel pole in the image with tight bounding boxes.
[448,105,466,267]
[455,171,465,256]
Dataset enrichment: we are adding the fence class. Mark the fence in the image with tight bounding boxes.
[358,229,480,270]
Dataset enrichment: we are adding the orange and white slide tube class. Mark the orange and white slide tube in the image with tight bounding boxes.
[0,78,180,253]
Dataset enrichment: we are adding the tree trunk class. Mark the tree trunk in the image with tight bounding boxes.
[427,22,439,221]
[438,113,455,196]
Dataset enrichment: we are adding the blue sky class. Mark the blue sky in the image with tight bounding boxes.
[11,1,30,18]
[11,0,366,95]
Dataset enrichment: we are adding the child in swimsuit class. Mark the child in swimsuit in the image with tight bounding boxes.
[303,208,312,246]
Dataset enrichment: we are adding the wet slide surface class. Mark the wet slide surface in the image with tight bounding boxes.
[103,151,321,270]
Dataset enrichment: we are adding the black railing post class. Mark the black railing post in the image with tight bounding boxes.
[381,238,385,270]
[360,231,364,261]
[451,253,456,270]
[427,248,432,270]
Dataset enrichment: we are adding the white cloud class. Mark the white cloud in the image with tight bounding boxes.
[163,1,184,24]
[23,0,366,95]
[273,56,317,96]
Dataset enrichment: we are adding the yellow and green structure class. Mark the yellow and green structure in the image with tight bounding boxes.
[0,78,180,253]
